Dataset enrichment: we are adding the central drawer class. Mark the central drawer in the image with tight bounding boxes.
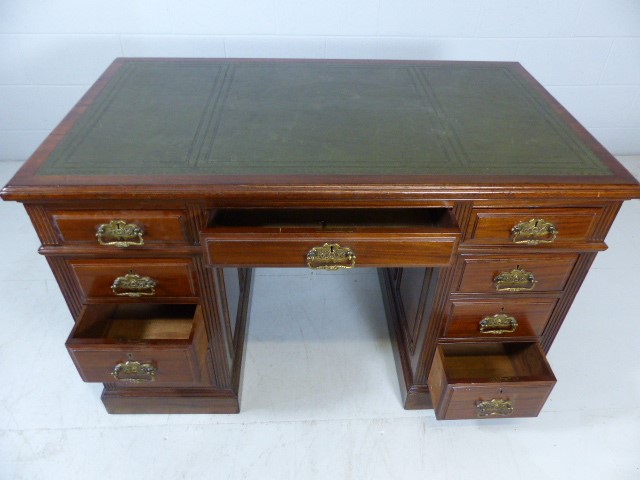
[201,208,461,268]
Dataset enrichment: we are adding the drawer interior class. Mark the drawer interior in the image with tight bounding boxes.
[209,207,456,231]
[439,342,553,382]
[72,304,198,343]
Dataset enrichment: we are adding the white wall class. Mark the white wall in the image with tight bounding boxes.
[1,0,639,161]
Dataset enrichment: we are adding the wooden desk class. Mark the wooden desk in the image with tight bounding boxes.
[3,59,639,419]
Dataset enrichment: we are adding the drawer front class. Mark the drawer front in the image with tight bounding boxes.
[50,210,189,246]
[428,342,556,420]
[202,231,459,268]
[466,207,601,245]
[69,346,201,385]
[445,298,558,338]
[457,254,578,293]
[66,305,208,385]
[437,383,556,420]
[68,258,198,300]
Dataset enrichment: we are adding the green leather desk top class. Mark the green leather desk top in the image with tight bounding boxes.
[36,59,612,177]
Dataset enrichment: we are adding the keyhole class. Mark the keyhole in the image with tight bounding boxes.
[127,353,133,360]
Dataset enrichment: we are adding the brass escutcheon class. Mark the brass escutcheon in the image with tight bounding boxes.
[111,271,157,297]
[112,360,157,383]
[306,243,356,270]
[479,313,519,334]
[494,266,537,291]
[96,220,144,247]
[476,398,514,417]
[511,218,558,245]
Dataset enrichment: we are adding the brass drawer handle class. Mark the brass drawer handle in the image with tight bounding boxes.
[494,266,537,292]
[96,220,144,247]
[111,271,157,297]
[476,399,514,417]
[479,313,518,334]
[306,243,356,270]
[112,360,157,383]
[511,218,557,245]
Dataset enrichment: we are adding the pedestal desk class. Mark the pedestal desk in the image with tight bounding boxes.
[3,59,639,419]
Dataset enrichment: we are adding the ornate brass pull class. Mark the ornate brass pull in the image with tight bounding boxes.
[511,218,557,245]
[476,399,514,417]
[112,360,157,383]
[479,313,518,334]
[306,243,356,270]
[111,271,157,297]
[96,220,144,247]
[494,266,537,292]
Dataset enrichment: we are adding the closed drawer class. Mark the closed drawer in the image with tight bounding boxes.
[428,342,556,420]
[66,304,208,385]
[68,258,198,301]
[50,210,189,246]
[456,254,578,293]
[465,207,601,246]
[445,298,558,338]
[202,208,460,268]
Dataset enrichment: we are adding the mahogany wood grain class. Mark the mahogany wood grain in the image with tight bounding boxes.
[101,386,241,414]
[66,304,208,385]
[428,342,556,420]
[378,268,434,410]
[397,267,437,355]
[456,254,578,293]
[100,268,254,413]
[39,245,202,258]
[203,230,460,268]
[221,268,241,346]
[3,60,639,203]
[2,59,639,416]
[541,252,598,353]
[67,258,199,301]
[444,298,559,338]
[50,209,189,245]
[203,208,461,267]
[25,204,59,245]
[465,207,602,245]
[45,256,84,319]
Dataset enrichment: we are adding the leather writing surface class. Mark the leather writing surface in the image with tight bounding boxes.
[37,60,611,177]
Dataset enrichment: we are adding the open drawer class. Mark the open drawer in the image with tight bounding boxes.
[66,304,208,386]
[201,208,461,268]
[428,342,556,420]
